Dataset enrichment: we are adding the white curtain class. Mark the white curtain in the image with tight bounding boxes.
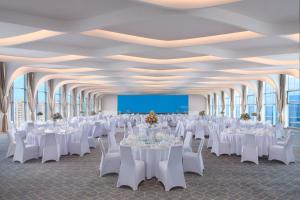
[256,81,263,121]
[230,88,234,118]
[87,93,91,115]
[0,62,10,132]
[27,72,36,121]
[62,85,67,118]
[221,91,225,115]
[47,80,55,118]
[241,85,247,113]
[207,95,211,115]
[213,93,217,116]
[277,74,286,124]
[80,90,85,114]
[72,88,77,117]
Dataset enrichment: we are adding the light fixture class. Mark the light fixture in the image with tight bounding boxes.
[83,29,261,48]
[108,55,223,64]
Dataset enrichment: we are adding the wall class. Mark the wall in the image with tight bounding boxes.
[101,95,117,115]
[188,95,207,115]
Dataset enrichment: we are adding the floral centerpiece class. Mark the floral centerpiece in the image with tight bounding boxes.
[199,110,206,116]
[52,112,62,122]
[91,111,96,115]
[37,112,43,116]
[145,111,158,126]
[251,112,257,117]
[240,113,250,121]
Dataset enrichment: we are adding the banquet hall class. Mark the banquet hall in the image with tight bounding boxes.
[0,0,299,199]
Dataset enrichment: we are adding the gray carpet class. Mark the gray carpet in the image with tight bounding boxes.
[0,130,299,200]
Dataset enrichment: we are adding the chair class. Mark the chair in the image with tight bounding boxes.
[13,134,39,163]
[98,138,120,176]
[241,134,259,164]
[69,128,90,156]
[86,125,96,148]
[211,130,231,157]
[6,130,16,158]
[108,132,120,153]
[194,122,205,140]
[275,123,284,139]
[183,131,193,152]
[269,134,295,165]
[92,122,107,138]
[183,139,205,175]
[207,124,215,148]
[158,145,186,191]
[42,133,60,163]
[117,145,145,190]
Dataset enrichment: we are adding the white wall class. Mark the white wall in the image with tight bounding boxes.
[101,95,117,115]
[188,95,207,115]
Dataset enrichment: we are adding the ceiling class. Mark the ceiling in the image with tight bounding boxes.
[0,0,299,95]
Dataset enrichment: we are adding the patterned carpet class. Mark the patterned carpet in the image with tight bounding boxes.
[0,129,299,200]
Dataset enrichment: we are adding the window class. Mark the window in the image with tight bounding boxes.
[67,93,72,117]
[55,88,62,113]
[211,95,215,115]
[217,95,221,115]
[247,89,256,118]
[76,93,80,115]
[225,95,230,117]
[264,83,277,125]
[234,92,241,118]
[36,82,48,121]
[83,96,87,113]
[11,75,27,127]
[286,75,300,128]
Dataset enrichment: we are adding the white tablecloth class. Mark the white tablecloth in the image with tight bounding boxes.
[221,129,274,156]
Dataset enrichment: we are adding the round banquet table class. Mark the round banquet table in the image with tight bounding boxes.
[221,128,274,156]
[120,135,182,179]
[26,128,79,156]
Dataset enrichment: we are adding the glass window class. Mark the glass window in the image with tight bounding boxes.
[225,95,230,117]
[55,88,61,113]
[11,75,27,127]
[67,93,72,118]
[264,83,277,125]
[211,95,215,115]
[36,82,48,121]
[217,95,221,115]
[247,88,256,118]
[286,75,300,128]
[234,92,241,118]
[77,93,80,115]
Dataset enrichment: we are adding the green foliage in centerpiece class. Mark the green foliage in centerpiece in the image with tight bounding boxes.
[145,111,158,125]
[52,112,62,121]
[91,111,96,115]
[240,113,250,120]
[199,110,206,116]
[37,112,43,116]
[251,112,257,117]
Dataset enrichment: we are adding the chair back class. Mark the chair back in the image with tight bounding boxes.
[120,145,135,168]
[44,133,57,148]
[285,134,293,149]
[98,138,106,157]
[15,134,25,152]
[183,131,193,150]
[108,133,118,149]
[167,145,183,168]
[7,129,16,143]
[242,134,256,147]
[197,139,205,154]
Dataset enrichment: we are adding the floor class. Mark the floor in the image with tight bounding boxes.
[0,130,299,200]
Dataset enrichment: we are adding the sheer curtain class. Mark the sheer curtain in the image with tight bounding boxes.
[221,91,225,115]
[27,72,35,121]
[80,90,85,113]
[62,84,67,118]
[72,88,77,117]
[0,62,10,132]
[213,93,217,116]
[241,85,247,113]
[256,81,263,121]
[230,88,234,118]
[207,94,211,115]
[277,74,286,124]
[47,80,55,118]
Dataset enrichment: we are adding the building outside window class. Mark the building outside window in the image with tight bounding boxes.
[247,88,256,118]
[36,82,48,121]
[264,83,277,125]
[11,75,27,127]
[286,75,300,128]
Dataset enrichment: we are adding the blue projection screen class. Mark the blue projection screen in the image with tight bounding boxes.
[118,95,188,114]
